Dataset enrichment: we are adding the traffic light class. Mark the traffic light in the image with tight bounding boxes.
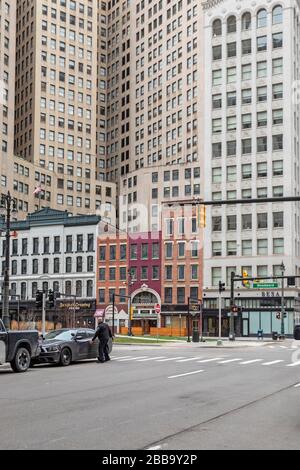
[48,290,55,309]
[242,270,250,288]
[218,281,225,293]
[197,204,206,228]
[35,291,43,309]
[231,305,242,314]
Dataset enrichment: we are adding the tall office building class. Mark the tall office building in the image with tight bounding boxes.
[0,0,115,218]
[0,0,16,190]
[202,0,300,335]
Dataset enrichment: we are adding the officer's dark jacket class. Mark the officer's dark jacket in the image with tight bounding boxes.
[92,323,112,342]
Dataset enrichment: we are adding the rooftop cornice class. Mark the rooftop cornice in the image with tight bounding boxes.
[202,0,225,11]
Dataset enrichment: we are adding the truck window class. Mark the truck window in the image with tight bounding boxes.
[0,320,5,332]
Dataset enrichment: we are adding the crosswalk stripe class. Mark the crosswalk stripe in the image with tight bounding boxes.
[168,370,204,379]
[176,357,202,363]
[136,356,166,362]
[218,358,242,364]
[294,383,300,388]
[286,360,300,367]
[196,357,223,363]
[117,356,148,361]
[112,356,132,360]
[239,359,262,365]
[262,360,284,365]
[156,356,184,362]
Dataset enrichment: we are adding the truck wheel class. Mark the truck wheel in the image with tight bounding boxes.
[60,348,72,367]
[10,347,31,373]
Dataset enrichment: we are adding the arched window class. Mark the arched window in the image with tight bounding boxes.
[242,12,251,30]
[227,16,236,33]
[86,280,93,298]
[257,9,267,28]
[212,19,222,37]
[272,5,282,24]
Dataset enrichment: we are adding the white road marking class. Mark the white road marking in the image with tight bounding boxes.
[168,370,204,379]
[117,356,148,361]
[156,356,184,362]
[239,359,263,365]
[262,360,284,365]
[176,357,202,363]
[147,445,163,450]
[287,361,300,367]
[136,356,166,362]
[280,346,287,349]
[197,357,223,363]
[218,358,242,364]
[268,346,275,349]
[112,356,132,360]
[294,383,300,388]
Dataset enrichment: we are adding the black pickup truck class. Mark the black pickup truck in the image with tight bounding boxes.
[0,319,40,372]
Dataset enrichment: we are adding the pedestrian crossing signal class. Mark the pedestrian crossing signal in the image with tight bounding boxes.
[197,205,206,228]
[276,312,281,319]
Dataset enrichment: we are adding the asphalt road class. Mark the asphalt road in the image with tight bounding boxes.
[1,341,300,450]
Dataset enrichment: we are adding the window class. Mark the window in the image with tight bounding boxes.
[242,139,252,154]
[227,67,236,84]
[273,212,283,228]
[99,246,106,261]
[212,118,222,133]
[227,215,236,231]
[227,165,236,182]
[273,32,282,49]
[257,162,267,178]
[212,241,222,256]
[76,256,83,273]
[272,5,283,25]
[212,94,222,109]
[257,239,268,255]
[178,242,185,258]
[273,238,284,254]
[165,287,173,304]
[212,167,222,183]
[257,136,267,153]
[130,244,137,260]
[77,234,83,252]
[242,214,252,230]
[257,187,267,198]
[212,267,221,287]
[242,39,251,55]
[257,86,267,102]
[242,12,251,31]
[257,213,268,229]
[257,111,267,127]
[257,36,267,52]
[212,142,222,158]
[242,164,252,179]
[213,45,222,61]
[242,240,252,256]
[273,160,283,176]
[257,61,267,78]
[212,69,222,86]
[257,9,267,28]
[212,216,222,231]
[227,116,236,131]
[273,109,283,125]
[227,141,236,157]
[152,243,159,259]
[242,64,252,81]
[242,89,252,104]
[227,42,236,58]
[273,185,283,197]
[212,19,222,37]
[178,265,185,281]
[227,16,236,33]
[272,58,283,75]
[227,91,236,107]
[273,83,283,100]
[177,287,185,304]
[273,134,283,151]
[110,245,116,260]
[165,242,173,258]
[242,114,252,129]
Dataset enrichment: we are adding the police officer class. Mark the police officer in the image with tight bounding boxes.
[91,318,113,363]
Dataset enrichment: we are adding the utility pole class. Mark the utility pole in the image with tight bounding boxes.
[280,261,285,338]
[218,281,225,345]
[112,293,115,335]
[187,297,191,342]
[42,291,46,338]
[229,271,235,341]
[0,192,17,329]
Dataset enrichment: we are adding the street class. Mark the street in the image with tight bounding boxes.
[1,342,300,450]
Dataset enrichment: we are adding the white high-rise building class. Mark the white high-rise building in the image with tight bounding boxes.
[202,0,300,336]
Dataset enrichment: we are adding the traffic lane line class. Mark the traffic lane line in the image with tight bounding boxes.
[168,369,204,379]
[136,356,166,362]
[262,360,284,365]
[294,383,300,388]
[176,357,203,363]
[286,360,300,367]
[117,356,148,361]
[196,357,224,363]
[218,358,242,364]
[156,357,185,362]
[239,359,263,365]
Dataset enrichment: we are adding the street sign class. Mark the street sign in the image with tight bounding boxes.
[253,282,278,289]
[155,303,161,314]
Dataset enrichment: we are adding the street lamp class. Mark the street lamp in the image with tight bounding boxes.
[0,192,17,329]
[280,261,285,338]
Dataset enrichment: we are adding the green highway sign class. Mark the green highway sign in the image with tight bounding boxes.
[253,282,278,288]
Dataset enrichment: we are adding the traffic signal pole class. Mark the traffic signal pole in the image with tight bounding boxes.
[229,271,235,341]
[42,292,46,338]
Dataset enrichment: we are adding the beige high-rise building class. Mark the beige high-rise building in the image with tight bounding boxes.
[0,0,16,192]
[0,0,115,218]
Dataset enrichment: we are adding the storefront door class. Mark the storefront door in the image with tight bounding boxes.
[242,318,249,337]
